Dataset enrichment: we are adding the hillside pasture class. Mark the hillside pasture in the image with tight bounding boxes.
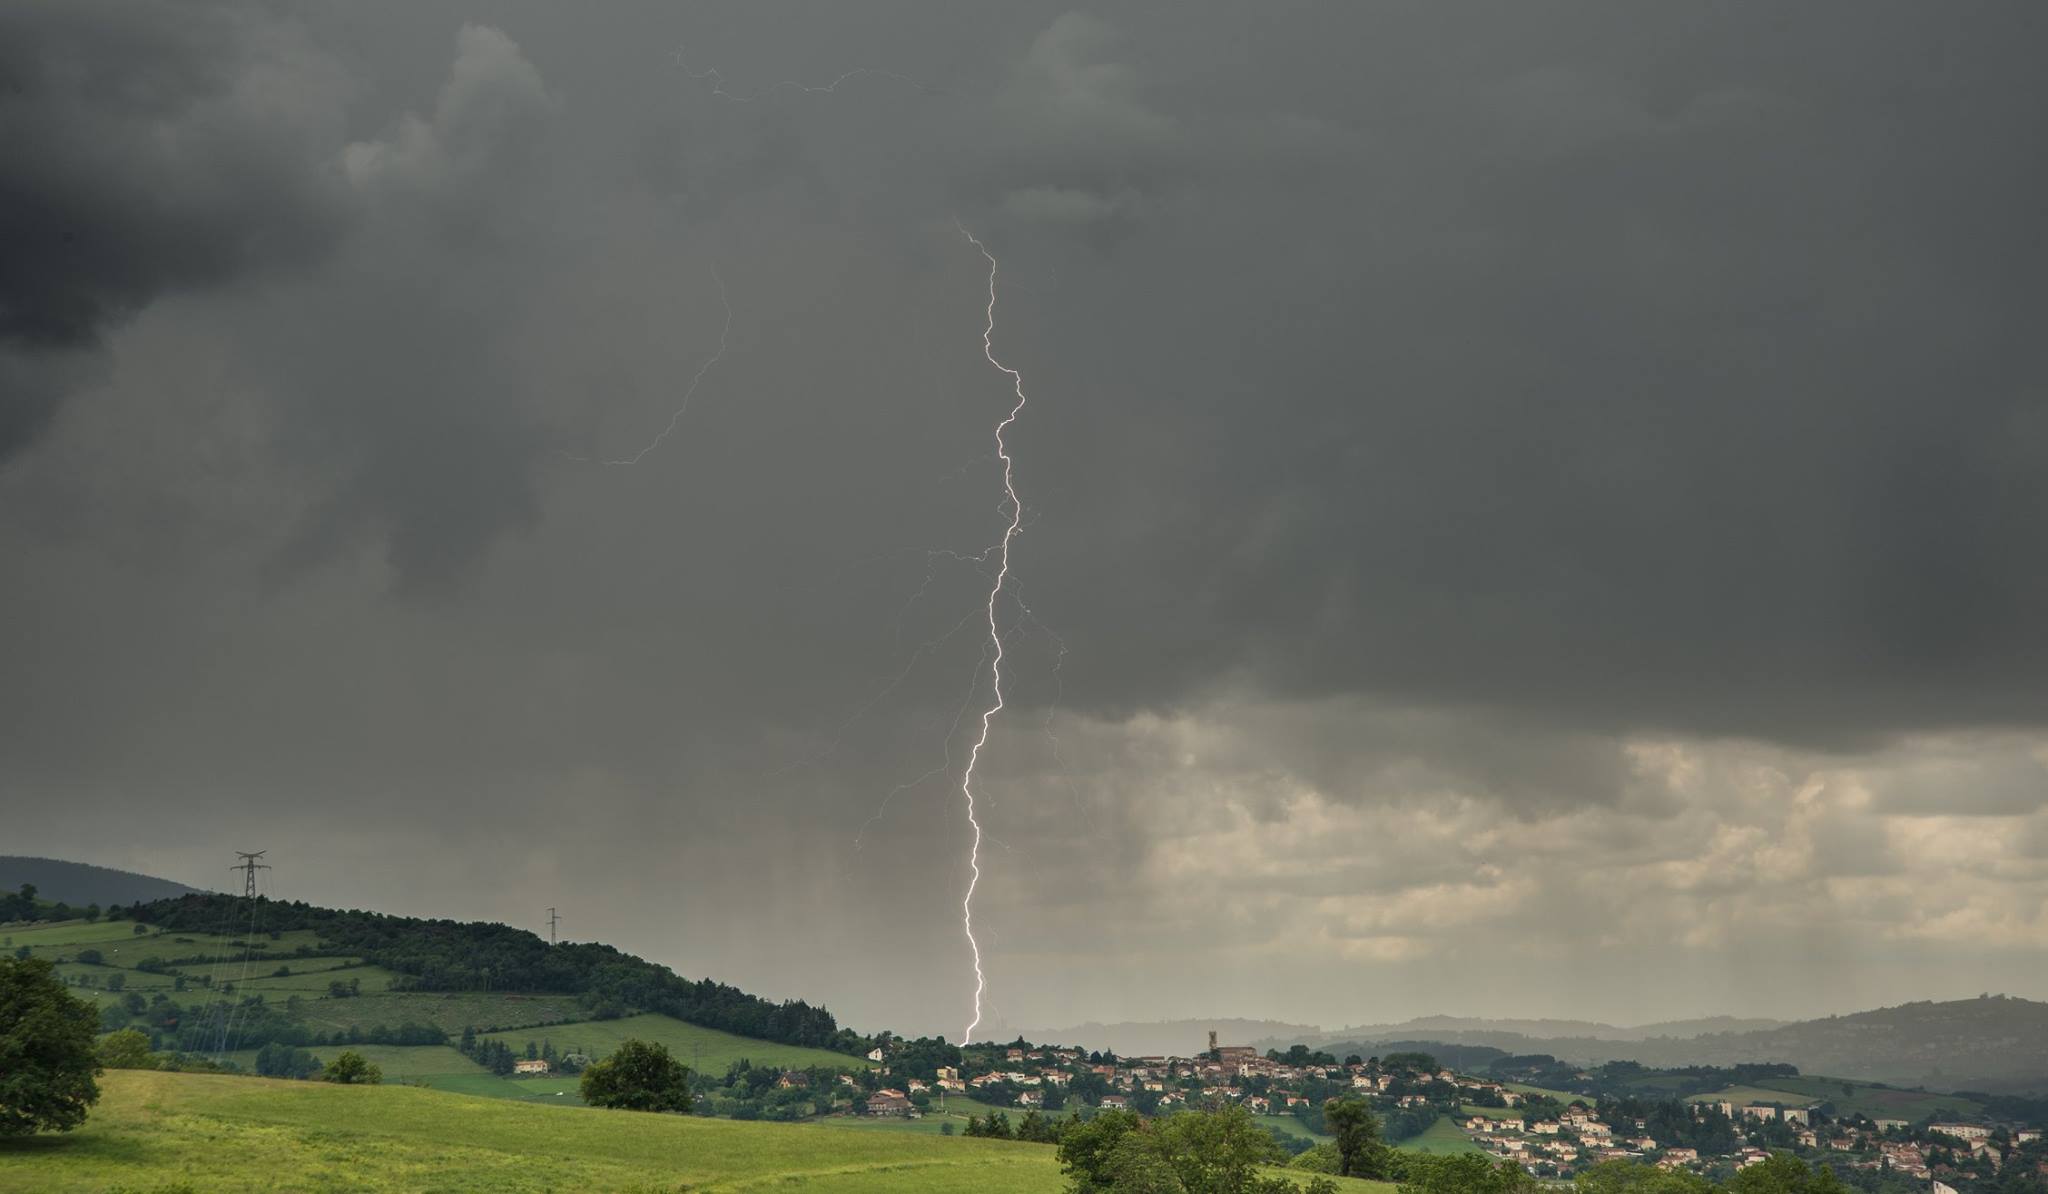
[1503,1081,1581,1102]
[294,990,586,1035]
[820,1095,1011,1135]
[1747,1076,1983,1122]
[227,963,404,995]
[1684,1085,1821,1110]
[0,1071,1396,1192]
[1259,1113,1331,1142]
[2,918,156,948]
[1394,1117,1480,1156]
[479,1011,869,1074]
[221,1043,485,1081]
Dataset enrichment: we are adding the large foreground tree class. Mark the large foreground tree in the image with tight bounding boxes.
[580,1039,694,1113]
[0,956,102,1136]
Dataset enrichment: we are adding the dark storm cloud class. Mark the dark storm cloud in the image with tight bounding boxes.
[978,1,2048,744]
[0,1,349,460]
[9,1,2048,1033]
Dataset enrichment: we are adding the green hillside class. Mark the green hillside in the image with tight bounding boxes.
[13,912,874,1122]
[15,916,587,1045]
[1393,1118,1480,1156]
[822,1094,1013,1135]
[0,1071,1395,1194]
[1701,1075,1984,1122]
[479,1011,869,1077]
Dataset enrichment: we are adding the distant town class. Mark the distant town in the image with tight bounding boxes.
[847,1030,2048,1188]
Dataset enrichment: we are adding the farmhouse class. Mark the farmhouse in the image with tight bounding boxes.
[512,1059,550,1075]
[866,1090,913,1117]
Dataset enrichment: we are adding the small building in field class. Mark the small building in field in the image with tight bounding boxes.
[513,1059,551,1075]
[867,1090,913,1117]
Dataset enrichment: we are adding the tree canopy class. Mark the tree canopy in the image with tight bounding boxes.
[579,1038,693,1113]
[321,1050,383,1085]
[1057,1104,1336,1194]
[0,956,103,1136]
[1325,1096,1392,1179]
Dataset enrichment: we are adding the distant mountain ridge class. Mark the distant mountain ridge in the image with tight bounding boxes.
[1283,996,2048,1093]
[1285,1014,1790,1046]
[0,856,200,907]
[998,1018,1323,1058]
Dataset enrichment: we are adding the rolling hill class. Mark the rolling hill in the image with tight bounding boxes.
[14,908,873,1110]
[998,1018,1323,1058]
[0,856,199,906]
[1292,996,2048,1093]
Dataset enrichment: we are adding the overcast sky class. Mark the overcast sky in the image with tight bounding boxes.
[7,1,2048,1041]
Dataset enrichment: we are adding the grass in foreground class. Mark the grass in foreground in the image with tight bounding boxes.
[0,1071,1393,1193]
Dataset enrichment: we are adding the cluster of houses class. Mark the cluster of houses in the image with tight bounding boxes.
[1851,1122,2039,1182]
[834,1033,2048,1190]
[852,1039,1492,1120]
[1467,1097,2045,1182]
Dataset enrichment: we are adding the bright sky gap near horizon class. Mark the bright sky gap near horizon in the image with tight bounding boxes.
[5,1,2048,1041]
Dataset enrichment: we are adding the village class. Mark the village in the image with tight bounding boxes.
[838,1033,2048,1187]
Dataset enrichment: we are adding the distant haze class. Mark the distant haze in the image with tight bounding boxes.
[7,1,2048,1038]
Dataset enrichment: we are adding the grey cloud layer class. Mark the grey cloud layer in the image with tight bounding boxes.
[5,1,2047,1033]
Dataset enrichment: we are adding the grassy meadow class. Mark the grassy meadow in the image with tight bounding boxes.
[1683,1085,1821,1109]
[1688,1076,1982,1122]
[1393,1117,1479,1156]
[479,1010,869,1076]
[0,1071,1398,1194]
[816,1094,1011,1135]
[1258,1113,1331,1143]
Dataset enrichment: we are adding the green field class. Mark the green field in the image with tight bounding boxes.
[1460,1103,1526,1120]
[1394,1117,1480,1156]
[820,1095,1011,1135]
[1743,1076,1982,1122]
[480,1011,870,1076]
[3,919,161,948]
[222,1044,482,1081]
[0,1071,1396,1193]
[1684,1085,1821,1110]
[1259,1114,1331,1143]
[1503,1081,1581,1103]
[299,990,588,1034]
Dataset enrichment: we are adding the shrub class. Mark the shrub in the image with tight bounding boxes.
[97,1029,154,1070]
[322,1050,383,1085]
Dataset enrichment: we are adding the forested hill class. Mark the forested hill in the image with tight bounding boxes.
[131,893,867,1056]
[0,856,199,905]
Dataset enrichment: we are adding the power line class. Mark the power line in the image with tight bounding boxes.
[229,852,270,900]
[215,851,272,1060]
[546,907,560,946]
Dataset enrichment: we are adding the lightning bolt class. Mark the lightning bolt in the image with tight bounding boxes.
[956,222,1029,1046]
[563,269,732,467]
